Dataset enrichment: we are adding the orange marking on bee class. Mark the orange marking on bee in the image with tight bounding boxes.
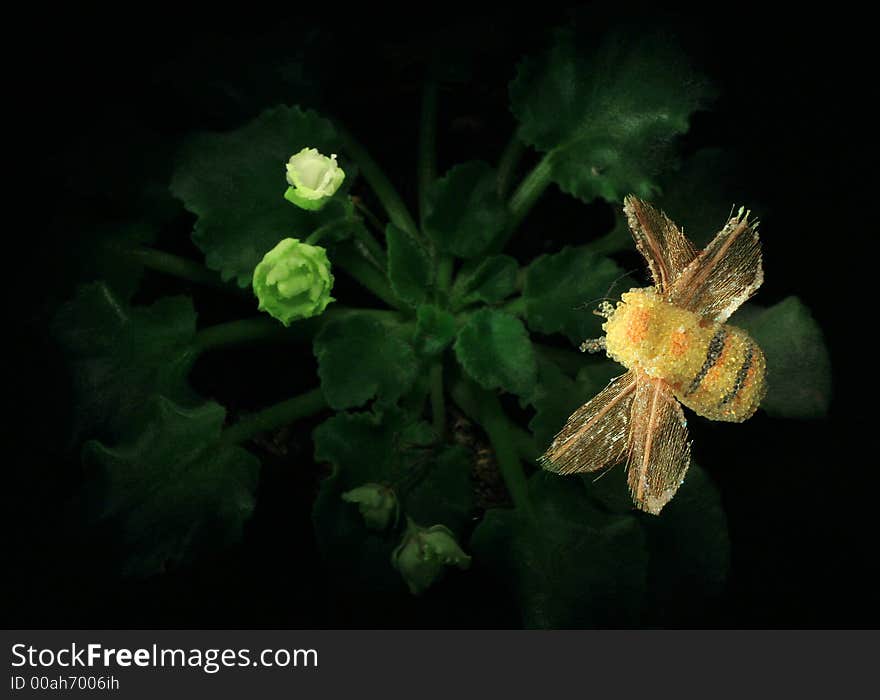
[625,309,651,343]
[670,330,689,357]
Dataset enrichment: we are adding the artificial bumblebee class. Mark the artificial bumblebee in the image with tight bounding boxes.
[539,195,766,514]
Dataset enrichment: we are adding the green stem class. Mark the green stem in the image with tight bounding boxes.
[220,388,327,446]
[335,121,421,242]
[194,306,400,355]
[501,295,526,317]
[496,135,526,198]
[130,247,240,292]
[418,80,438,231]
[195,317,299,354]
[332,242,404,309]
[435,253,454,306]
[429,361,446,437]
[504,151,555,245]
[450,376,534,516]
[352,197,386,234]
[510,423,539,463]
[305,214,387,271]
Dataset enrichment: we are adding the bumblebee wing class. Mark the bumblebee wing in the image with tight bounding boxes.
[668,206,762,323]
[626,373,692,515]
[624,195,698,294]
[539,371,637,475]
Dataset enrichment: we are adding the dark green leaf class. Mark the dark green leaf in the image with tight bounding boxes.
[386,223,433,307]
[470,473,648,628]
[171,105,355,286]
[413,305,457,357]
[51,283,199,444]
[49,218,159,302]
[527,355,620,450]
[425,161,508,258]
[82,397,259,577]
[454,309,537,397]
[510,29,714,203]
[313,410,473,592]
[733,297,831,418]
[404,445,475,535]
[523,245,627,345]
[314,314,418,409]
[451,255,519,309]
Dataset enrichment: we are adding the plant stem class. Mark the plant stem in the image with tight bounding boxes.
[352,197,386,235]
[501,295,526,317]
[194,317,300,354]
[429,361,445,436]
[435,253,454,305]
[510,423,539,463]
[504,151,555,244]
[418,80,438,231]
[476,388,534,518]
[130,247,240,292]
[335,121,421,242]
[194,306,400,355]
[220,388,327,446]
[331,242,403,309]
[496,135,526,198]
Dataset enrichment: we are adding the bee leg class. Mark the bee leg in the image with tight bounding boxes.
[579,337,606,353]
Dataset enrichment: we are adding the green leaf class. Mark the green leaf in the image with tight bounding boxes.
[413,305,457,357]
[527,355,620,450]
[51,283,199,444]
[733,297,832,418]
[425,161,508,258]
[454,309,537,397]
[312,410,474,592]
[523,245,627,345]
[470,473,648,628]
[82,397,259,577]
[314,314,418,409]
[171,105,355,286]
[403,445,475,535]
[510,29,714,203]
[386,223,433,307]
[60,219,159,303]
[451,255,519,309]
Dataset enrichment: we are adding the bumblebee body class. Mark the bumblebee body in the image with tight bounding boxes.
[604,288,766,422]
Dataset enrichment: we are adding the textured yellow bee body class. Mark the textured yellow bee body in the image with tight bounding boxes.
[604,287,766,422]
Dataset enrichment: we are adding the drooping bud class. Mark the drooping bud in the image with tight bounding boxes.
[284,147,345,211]
[252,238,334,326]
[341,483,398,531]
[391,519,471,595]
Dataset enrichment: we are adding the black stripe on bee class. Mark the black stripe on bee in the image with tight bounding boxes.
[684,328,728,396]
[720,343,754,406]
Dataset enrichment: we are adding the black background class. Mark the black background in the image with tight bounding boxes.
[9,3,872,628]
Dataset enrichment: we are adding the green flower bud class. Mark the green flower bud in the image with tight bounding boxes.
[284,147,345,211]
[391,519,471,595]
[253,238,335,326]
[341,483,399,531]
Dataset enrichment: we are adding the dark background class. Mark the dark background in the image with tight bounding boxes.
[10,3,872,627]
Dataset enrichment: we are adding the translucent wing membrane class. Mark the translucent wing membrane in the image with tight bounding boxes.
[626,373,692,515]
[624,195,697,294]
[539,371,637,475]
[668,207,763,322]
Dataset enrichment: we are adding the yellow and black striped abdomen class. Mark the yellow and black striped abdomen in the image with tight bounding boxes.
[603,287,766,423]
[675,323,766,422]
